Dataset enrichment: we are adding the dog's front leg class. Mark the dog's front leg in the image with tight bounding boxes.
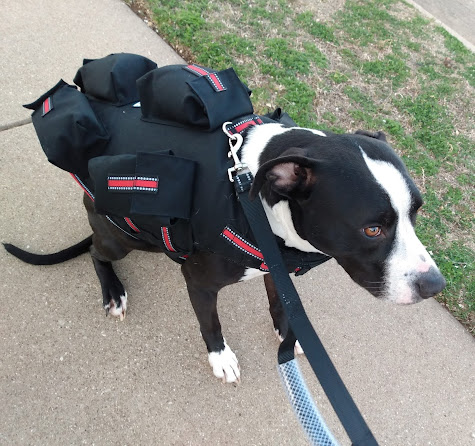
[264,274,303,355]
[91,256,127,320]
[187,285,240,383]
[84,196,134,319]
[181,252,243,383]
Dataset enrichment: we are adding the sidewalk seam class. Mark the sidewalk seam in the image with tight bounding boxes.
[405,0,475,52]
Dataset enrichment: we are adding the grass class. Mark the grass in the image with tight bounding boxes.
[126,0,475,334]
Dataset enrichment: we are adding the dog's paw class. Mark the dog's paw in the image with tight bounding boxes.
[104,291,127,321]
[208,343,240,384]
[275,329,304,355]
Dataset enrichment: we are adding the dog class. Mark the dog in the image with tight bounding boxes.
[5,56,446,384]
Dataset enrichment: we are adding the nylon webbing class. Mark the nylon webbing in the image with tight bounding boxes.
[233,171,379,446]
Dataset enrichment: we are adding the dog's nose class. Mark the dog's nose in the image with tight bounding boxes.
[415,267,446,298]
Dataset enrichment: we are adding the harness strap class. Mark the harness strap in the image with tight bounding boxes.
[233,171,379,446]
[225,115,265,135]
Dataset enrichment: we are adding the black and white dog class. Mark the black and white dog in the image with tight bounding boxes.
[5,124,446,384]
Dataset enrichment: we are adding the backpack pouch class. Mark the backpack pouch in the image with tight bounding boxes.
[73,53,157,105]
[88,150,196,226]
[24,80,109,176]
[137,65,253,130]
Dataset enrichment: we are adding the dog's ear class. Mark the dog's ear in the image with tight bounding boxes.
[249,148,318,200]
[355,129,387,142]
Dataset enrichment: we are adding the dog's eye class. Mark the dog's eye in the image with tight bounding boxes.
[363,226,382,238]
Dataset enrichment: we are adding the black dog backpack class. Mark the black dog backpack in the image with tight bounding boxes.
[25,53,329,273]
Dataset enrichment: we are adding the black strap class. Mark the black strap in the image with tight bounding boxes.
[233,171,379,446]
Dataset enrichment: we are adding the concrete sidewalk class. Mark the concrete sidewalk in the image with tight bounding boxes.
[1,1,474,445]
[407,0,475,51]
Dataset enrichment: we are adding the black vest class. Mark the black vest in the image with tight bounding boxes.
[25,53,330,274]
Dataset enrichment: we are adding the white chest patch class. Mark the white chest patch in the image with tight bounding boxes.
[240,268,267,281]
[262,200,323,253]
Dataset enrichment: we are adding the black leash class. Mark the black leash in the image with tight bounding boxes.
[232,170,379,446]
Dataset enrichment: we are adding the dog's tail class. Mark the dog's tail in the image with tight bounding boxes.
[3,235,93,265]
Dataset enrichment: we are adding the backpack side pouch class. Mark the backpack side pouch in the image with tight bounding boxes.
[88,151,196,226]
[24,80,109,176]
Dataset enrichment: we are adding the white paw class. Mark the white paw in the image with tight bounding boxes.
[208,343,240,383]
[105,292,127,321]
[275,329,304,355]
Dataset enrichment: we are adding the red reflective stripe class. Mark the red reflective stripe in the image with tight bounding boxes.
[208,73,225,91]
[43,97,52,114]
[187,64,209,76]
[162,227,176,252]
[234,120,256,133]
[222,228,263,260]
[134,179,158,189]
[108,178,158,190]
[108,179,134,188]
[124,217,140,233]
[70,173,94,201]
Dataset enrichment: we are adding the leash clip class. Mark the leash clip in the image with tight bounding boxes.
[223,122,248,182]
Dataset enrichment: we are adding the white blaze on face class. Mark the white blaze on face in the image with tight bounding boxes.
[360,149,438,304]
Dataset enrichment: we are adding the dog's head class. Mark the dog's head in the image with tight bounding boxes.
[249,128,446,304]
